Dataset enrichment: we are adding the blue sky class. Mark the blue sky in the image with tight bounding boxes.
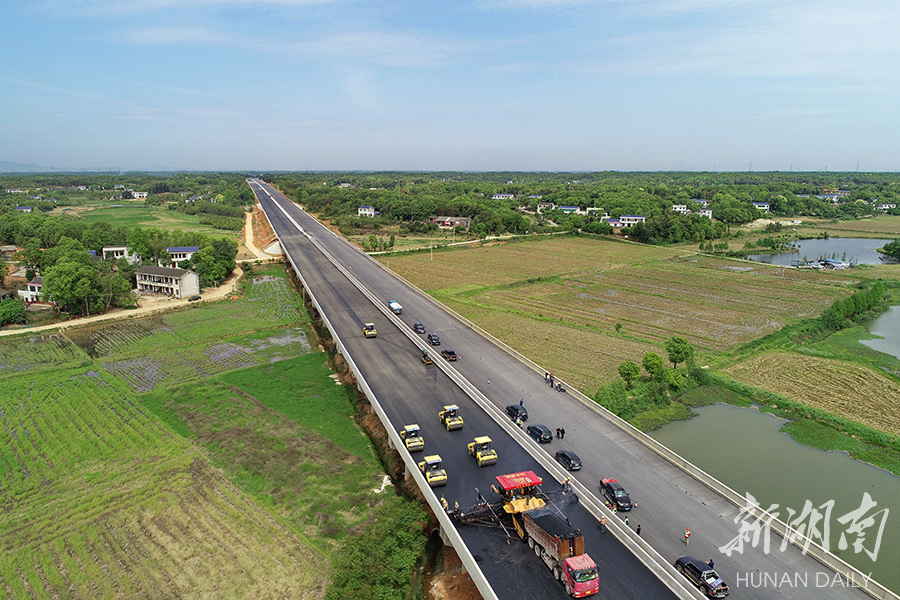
[2,0,899,172]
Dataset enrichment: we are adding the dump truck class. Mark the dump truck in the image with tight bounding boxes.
[438,405,464,431]
[520,509,599,597]
[363,323,377,338]
[456,472,597,598]
[388,300,403,314]
[400,424,424,452]
[467,436,498,467]
[418,455,447,487]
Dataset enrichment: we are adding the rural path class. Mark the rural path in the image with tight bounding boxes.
[242,210,268,261]
[1,264,244,338]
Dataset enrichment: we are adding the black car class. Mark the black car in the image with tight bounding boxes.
[526,424,553,443]
[555,450,582,471]
[506,404,528,422]
[674,556,729,598]
[188,295,202,302]
[600,478,633,511]
[426,333,441,345]
[413,322,426,334]
[440,349,459,361]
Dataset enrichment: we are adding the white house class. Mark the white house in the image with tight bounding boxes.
[492,193,515,200]
[135,266,200,299]
[536,202,556,213]
[689,198,710,208]
[358,205,378,217]
[17,277,43,303]
[618,215,646,227]
[164,246,200,268]
[672,204,690,214]
[876,202,897,212]
[102,246,141,264]
[558,205,583,215]
[752,202,770,212]
[15,206,33,213]
[696,209,713,219]
[133,191,148,199]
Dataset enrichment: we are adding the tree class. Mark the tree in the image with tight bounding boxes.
[642,352,665,380]
[881,239,900,261]
[190,246,228,287]
[0,298,27,326]
[618,361,641,389]
[41,257,101,316]
[665,336,694,369]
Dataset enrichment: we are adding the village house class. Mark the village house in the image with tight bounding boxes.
[696,209,713,219]
[427,216,472,230]
[135,266,200,299]
[102,246,141,264]
[558,205,583,215]
[536,202,556,213]
[617,215,646,227]
[17,277,43,303]
[133,191,148,199]
[357,205,378,217]
[876,202,897,212]
[689,198,710,208]
[163,246,200,268]
[492,193,515,200]
[752,202,770,212]
[15,206,33,213]
[672,204,690,214]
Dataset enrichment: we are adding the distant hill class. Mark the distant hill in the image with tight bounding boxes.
[0,160,50,173]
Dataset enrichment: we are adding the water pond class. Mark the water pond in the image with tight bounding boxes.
[651,403,900,592]
[747,238,893,266]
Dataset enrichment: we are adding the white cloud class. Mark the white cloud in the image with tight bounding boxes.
[38,0,340,16]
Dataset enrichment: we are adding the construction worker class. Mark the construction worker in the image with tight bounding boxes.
[600,515,606,533]
[684,527,691,546]
[441,497,448,511]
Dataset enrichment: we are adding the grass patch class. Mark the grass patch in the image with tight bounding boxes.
[629,402,694,431]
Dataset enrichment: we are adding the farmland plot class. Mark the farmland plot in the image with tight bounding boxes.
[0,333,84,375]
[0,369,324,599]
[724,352,900,437]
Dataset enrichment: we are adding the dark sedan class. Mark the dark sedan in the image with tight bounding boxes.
[527,424,553,443]
[555,450,582,470]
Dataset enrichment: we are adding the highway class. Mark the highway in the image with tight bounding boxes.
[248,179,884,600]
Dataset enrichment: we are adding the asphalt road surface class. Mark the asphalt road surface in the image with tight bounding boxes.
[248,179,880,600]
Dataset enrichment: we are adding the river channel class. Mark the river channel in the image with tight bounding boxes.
[650,404,900,592]
[746,237,893,266]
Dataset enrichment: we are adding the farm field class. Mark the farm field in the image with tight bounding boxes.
[723,351,900,437]
[0,263,411,599]
[380,236,855,390]
[0,367,324,599]
[74,204,232,236]
[799,215,900,238]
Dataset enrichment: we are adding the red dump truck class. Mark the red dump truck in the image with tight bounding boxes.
[520,508,599,597]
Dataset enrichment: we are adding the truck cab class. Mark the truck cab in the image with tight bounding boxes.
[418,455,447,487]
[400,424,424,452]
[438,405,464,431]
[363,323,377,338]
[467,436,498,467]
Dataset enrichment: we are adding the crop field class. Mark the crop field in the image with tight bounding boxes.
[0,333,85,374]
[0,368,323,599]
[76,205,231,236]
[0,264,358,598]
[724,352,900,436]
[802,215,900,237]
[64,270,311,392]
[385,236,680,291]
[381,237,855,392]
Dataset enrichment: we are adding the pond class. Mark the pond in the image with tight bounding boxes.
[650,403,900,592]
[746,238,893,266]
[862,304,900,361]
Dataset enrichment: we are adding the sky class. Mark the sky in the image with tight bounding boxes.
[2,0,899,172]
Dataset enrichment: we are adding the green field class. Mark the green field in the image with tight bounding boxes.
[75,204,234,236]
[0,264,424,599]
[379,235,858,392]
